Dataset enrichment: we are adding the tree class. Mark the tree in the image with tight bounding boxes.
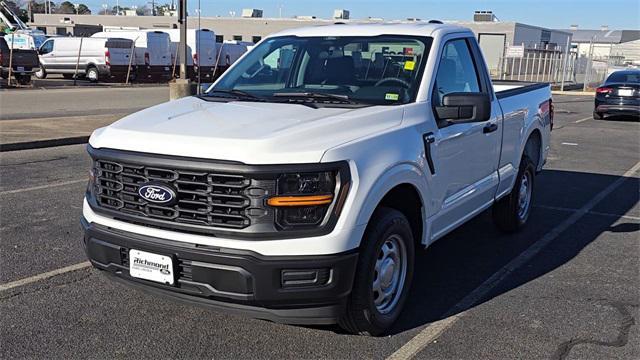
[136,5,152,16]
[57,1,76,14]
[76,4,90,14]
[29,1,51,14]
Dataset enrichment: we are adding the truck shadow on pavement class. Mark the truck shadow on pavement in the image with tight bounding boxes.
[384,168,639,335]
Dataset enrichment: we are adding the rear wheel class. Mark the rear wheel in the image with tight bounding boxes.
[492,155,535,232]
[593,111,603,120]
[15,74,32,85]
[338,207,414,336]
[86,66,99,82]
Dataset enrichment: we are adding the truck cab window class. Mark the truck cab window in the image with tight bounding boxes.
[433,39,480,106]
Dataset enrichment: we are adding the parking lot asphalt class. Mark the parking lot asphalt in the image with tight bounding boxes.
[0,94,638,359]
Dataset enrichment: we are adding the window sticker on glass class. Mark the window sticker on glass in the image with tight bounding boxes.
[385,93,399,101]
[404,61,416,71]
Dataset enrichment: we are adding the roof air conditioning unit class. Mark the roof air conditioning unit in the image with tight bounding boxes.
[473,10,497,22]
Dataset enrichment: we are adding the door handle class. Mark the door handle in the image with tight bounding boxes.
[423,133,436,175]
[483,123,498,134]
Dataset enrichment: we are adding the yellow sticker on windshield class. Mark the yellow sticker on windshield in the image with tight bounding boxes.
[385,93,399,101]
[404,61,416,70]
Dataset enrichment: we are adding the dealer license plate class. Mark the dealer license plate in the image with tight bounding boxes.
[618,89,633,96]
[17,66,24,72]
[129,249,174,285]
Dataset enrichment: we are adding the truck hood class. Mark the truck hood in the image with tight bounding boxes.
[89,96,404,164]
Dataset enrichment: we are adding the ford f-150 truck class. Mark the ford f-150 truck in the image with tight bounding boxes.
[82,23,552,335]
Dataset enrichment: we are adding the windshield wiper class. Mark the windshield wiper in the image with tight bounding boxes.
[203,89,265,101]
[272,92,360,104]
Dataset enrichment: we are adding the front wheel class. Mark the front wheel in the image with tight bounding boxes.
[35,67,47,79]
[338,207,415,335]
[492,155,535,232]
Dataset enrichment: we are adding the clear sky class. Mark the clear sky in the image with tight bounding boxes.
[77,0,640,30]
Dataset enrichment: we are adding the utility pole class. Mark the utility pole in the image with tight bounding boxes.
[169,0,191,99]
[178,0,187,81]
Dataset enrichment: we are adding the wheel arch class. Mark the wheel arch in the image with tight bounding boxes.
[523,128,543,171]
[354,163,428,248]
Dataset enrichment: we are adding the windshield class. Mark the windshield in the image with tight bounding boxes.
[207,35,432,106]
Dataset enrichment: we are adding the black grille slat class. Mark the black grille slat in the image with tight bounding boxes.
[94,159,252,229]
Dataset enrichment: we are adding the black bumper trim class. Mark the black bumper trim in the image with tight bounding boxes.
[82,218,358,325]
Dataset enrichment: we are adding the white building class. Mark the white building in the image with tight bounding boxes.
[563,27,640,66]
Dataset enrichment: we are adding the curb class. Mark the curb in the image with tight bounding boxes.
[0,136,89,152]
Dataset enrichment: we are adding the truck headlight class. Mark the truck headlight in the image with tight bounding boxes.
[267,170,349,229]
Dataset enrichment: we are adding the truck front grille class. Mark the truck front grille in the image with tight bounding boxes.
[94,159,254,229]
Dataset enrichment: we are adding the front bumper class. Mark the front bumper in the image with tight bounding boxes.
[82,217,359,325]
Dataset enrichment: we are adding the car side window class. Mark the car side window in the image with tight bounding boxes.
[433,39,481,106]
[40,40,53,54]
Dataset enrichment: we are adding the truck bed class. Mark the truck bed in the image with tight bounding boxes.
[493,80,550,99]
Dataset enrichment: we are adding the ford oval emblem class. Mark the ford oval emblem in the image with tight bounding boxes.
[138,183,177,205]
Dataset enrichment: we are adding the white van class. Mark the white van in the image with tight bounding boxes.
[216,40,252,73]
[164,29,217,81]
[92,30,171,81]
[36,37,134,82]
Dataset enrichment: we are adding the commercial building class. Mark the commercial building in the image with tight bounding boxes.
[563,27,640,66]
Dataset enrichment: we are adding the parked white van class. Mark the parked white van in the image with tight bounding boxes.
[92,30,171,81]
[216,40,252,72]
[36,37,134,82]
[164,29,217,81]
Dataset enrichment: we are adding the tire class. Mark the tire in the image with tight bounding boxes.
[86,66,99,82]
[15,74,32,85]
[35,66,47,79]
[338,207,415,336]
[593,111,603,120]
[492,155,536,233]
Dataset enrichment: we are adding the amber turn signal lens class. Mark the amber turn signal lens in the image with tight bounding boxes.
[267,194,333,207]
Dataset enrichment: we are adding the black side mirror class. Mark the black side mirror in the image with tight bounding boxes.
[435,92,491,123]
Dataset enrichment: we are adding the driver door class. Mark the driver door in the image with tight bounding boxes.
[427,36,502,240]
[38,39,55,69]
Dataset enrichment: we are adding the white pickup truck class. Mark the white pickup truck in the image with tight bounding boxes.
[83,23,552,335]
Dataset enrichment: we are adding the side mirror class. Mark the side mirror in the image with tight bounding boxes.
[435,92,491,123]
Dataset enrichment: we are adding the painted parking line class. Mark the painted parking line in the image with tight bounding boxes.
[0,261,91,292]
[534,205,640,221]
[561,142,579,146]
[387,160,640,360]
[0,179,86,196]
[574,116,591,123]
